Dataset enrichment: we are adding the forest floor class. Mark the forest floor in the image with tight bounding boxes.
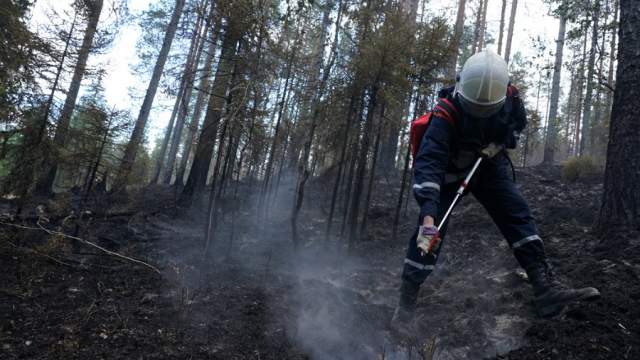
[1,166,639,360]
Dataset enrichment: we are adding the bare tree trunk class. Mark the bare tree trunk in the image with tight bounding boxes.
[164,8,208,184]
[359,104,384,238]
[84,112,113,199]
[181,29,241,205]
[497,0,507,55]
[573,27,589,156]
[114,0,186,190]
[151,5,207,184]
[38,11,77,146]
[597,0,640,231]
[292,0,342,248]
[542,2,567,164]
[151,81,183,184]
[579,2,600,156]
[447,0,467,82]
[504,0,518,63]
[378,0,418,174]
[605,0,619,114]
[258,30,300,216]
[325,90,357,241]
[477,0,489,51]
[348,81,379,251]
[176,15,221,186]
[35,0,103,195]
[472,0,484,53]
[592,0,610,160]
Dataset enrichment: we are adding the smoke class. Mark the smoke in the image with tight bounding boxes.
[145,172,532,359]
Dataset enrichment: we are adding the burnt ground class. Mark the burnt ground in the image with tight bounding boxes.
[1,167,639,359]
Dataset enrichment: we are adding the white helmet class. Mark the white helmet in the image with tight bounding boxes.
[454,50,510,118]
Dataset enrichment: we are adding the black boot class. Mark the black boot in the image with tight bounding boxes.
[391,280,420,327]
[526,261,600,317]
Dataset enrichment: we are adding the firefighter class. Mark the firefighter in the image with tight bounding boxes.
[392,50,600,325]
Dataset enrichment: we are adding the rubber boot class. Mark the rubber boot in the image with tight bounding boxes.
[526,261,600,317]
[390,280,420,330]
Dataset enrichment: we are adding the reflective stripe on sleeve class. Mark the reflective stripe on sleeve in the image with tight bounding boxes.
[404,258,435,271]
[413,182,440,191]
[512,234,542,248]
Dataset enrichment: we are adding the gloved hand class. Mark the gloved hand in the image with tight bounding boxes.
[480,142,504,158]
[417,225,440,256]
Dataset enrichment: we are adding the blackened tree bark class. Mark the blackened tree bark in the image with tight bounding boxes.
[597,0,640,231]
[114,0,186,190]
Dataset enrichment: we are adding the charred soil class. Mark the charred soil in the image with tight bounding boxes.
[1,167,639,359]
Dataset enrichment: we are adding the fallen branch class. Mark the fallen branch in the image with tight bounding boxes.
[0,221,161,274]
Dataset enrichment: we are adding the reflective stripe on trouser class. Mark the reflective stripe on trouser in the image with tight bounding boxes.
[402,154,545,285]
[470,154,544,269]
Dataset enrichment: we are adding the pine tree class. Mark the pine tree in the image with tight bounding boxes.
[35,0,104,195]
[114,0,186,190]
[597,0,640,230]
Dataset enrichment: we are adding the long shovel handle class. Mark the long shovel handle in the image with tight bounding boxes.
[436,157,483,232]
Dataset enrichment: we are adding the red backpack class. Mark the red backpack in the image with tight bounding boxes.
[410,97,459,160]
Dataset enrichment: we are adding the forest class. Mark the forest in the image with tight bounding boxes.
[1,0,639,358]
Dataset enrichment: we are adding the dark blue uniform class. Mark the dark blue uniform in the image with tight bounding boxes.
[402,87,546,286]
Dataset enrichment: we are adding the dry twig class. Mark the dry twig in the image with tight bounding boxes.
[0,220,161,274]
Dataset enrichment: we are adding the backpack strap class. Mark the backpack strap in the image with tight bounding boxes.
[433,98,460,128]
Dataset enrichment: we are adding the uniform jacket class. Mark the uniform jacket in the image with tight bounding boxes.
[413,86,527,219]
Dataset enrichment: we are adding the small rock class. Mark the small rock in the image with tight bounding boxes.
[99,333,108,340]
[25,340,32,346]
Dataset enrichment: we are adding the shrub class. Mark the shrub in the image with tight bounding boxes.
[561,156,599,182]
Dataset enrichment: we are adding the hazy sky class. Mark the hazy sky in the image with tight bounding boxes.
[29,0,561,147]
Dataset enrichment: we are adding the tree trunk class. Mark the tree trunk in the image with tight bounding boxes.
[597,0,640,231]
[477,0,489,51]
[35,0,103,195]
[359,103,384,238]
[114,0,186,190]
[378,0,418,174]
[181,29,240,204]
[497,0,507,55]
[605,0,619,115]
[446,0,467,82]
[592,0,611,160]
[38,11,77,146]
[579,2,600,156]
[151,81,183,184]
[504,0,518,63]
[348,82,379,251]
[325,90,357,241]
[258,30,300,216]
[542,3,567,165]
[472,0,484,53]
[151,5,206,184]
[573,27,589,156]
[164,10,208,184]
[176,15,221,186]
[292,0,342,247]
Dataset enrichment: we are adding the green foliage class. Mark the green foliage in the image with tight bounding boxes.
[561,156,600,182]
